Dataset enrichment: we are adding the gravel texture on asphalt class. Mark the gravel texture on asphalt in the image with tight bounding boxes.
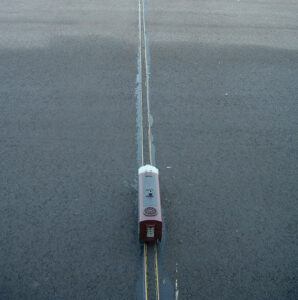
[1,0,297,299]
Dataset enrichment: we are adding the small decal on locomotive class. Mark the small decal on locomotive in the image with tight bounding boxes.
[143,207,157,216]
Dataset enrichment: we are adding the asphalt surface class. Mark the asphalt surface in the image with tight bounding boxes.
[1,0,297,299]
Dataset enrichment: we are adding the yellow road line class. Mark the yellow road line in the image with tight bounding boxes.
[144,243,148,300]
[154,242,160,300]
[141,0,152,166]
[139,0,152,166]
[139,0,160,299]
[138,0,144,167]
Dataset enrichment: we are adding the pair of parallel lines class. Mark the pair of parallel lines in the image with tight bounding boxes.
[144,242,160,300]
[138,0,159,300]
[139,0,152,167]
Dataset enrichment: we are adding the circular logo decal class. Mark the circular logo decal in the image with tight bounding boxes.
[144,207,157,216]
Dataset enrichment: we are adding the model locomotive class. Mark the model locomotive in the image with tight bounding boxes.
[138,165,162,242]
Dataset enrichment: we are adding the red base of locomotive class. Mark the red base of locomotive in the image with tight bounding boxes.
[139,220,162,243]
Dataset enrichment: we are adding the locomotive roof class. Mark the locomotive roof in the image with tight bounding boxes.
[138,164,159,175]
